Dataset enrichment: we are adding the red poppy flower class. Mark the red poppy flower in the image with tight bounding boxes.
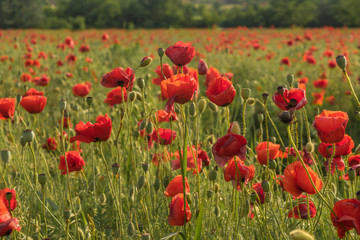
[313,110,349,143]
[20,95,47,114]
[313,79,328,88]
[59,116,72,129]
[59,151,86,175]
[152,128,176,145]
[288,195,316,219]
[79,45,90,52]
[168,193,192,226]
[152,64,173,86]
[101,67,135,89]
[171,146,203,175]
[224,158,255,191]
[161,74,197,104]
[206,77,236,107]
[165,41,195,66]
[20,73,31,82]
[24,88,43,96]
[104,87,128,107]
[255,141,282,165]
[283,161,323,197]
[331,198,360,239]
[0,98,15,120]
[198,59,208,75]
[305,55,316,64]
[280,57,291,66]
[252,183,266,204]
[0,200,21,236]
[72,82,91,97]
[152,149,170,167]
[318,134,354,158]
[164,175,190,197]
[297,77,309,84]
[272,88,307,111]
[42,137,57,151]
[328,60,337,68]
[212,132,247,167]
[155,109,178,123]
[205,67,221,87]
[32,75,49,86]
[0,189,17,211]
[102,33,109,40]
[70,114,112,143]
[325,156,345,174]
[312,90,325,106]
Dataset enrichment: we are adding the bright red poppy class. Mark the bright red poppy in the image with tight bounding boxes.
[32,75,49,86]
[152,64,173,86]
[171,146,204,175]
[70,114,112,143]
[0,189,17,211]
[318,134,354,158]
[101,67,135,89]
[152,128,176,145]
[206,77,236,107]
[224,158,255,191]
[161,74,197,104]
[331,198,360,239]
[24,88,43,96]
[164,175,190,197]
[168,193,191,226]
[59,151,86,175]
[325,156,345,174]
[42,137,57,151]
[0,98,15,120]
[288,195,316,219]
[252,183,266,204]
[165,41,195,66]
[104,87,127,107]
[313,110,349,143]
[255,141,283,165]
[205,67,221,87]
[20,96,47,114]
[272,88,307,111]
[313,79,328,88]
[0,200,21,237]
[72,82,91,97]
[155,109,178,123]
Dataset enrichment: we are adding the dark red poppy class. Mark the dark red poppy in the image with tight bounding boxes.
[318,134,354,158]
[288,195,316,219]
[79,45,90,52]
[102,33,109,40]
[20,73,32,82]
[206,77,236,107]
[328,60,337,68]
[255,141,282,165]
[165,41,195,66]
[313,110,349,143]
[161,74,197,104]
[42,137,57,151]
[212,132,247,167]
[0,200,21,236]
[59,151,86,175]
[20,96,47,114]
[168,193,192,226]
[59,116,72,129]
[164,175,190,197]
[283,161,323,197]
[104,87,128,107]
[32,75,49,86]
[152,64,173,86]
[70,114,112,143]
[24,88,43,97]
[0,98,15,120]
[152,128,176,145]
[331,198,360,239]
[66,53,77,64]
[252,183,266,204]
[72,82,91,97]
[280,57,291,66]
[272,88,307,111]
[224,158,255,191]
[0,189,17,211]
[101,67,135,89]
[171,146,203,175]
[198,59,208,75]
[305,55,316,64]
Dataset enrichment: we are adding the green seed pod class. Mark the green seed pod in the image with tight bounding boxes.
[336,55,347,70]
[127,222,135,237]
[268,160,277,170]
[145,121,153,135]
[229,121,241,135]
[137,78,145,89]
[279,111,294,124]
[348,168,355,181]
[197,99,207,114]
[20,136,26,147]
[250,193,258,203]
[136,92,143,101]
[112,163,120,175]
[84,97,92,107]
[129,91,136,102]
[209,170,217,181]
[261,181,270,192]
[140,56,152,68]
[214,206,220,217]
[16,94,22,105]
[22,129,34,143]
[153,178,160,192]
[59,99,67,111]
[241,88,251,100]
[208,102,218,112]
[158,48,165,58]
[289,229,314,240]
[305,142,315,153]
[137,175,145,190]
[142,163,149,172]
[139,119,146,131]
[141,233,151,240]
[287,74,294,86]
[38,173,46,186]
[1,150,11,165]
[247,98,255,106]
[270,136,276,144]
[206,190,213,199]
[262,92,269,103]
[256,129,263,138]
[63,209,71,220]
[189,102,196,117]
[162,176,170,188]
[257,113,264,122]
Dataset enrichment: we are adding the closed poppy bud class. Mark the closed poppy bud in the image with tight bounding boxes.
[287,74,294,86]
[23,129,34,143]
[261,181,270,192]
[127,222,135,237]
[86,97,93,106]
[214,206,220,217]
[128,91,136,102]
[142,163,149,172]
[137,175,145,189]
[289,229,314,240]
[136,92,143,101]
[257,113,264,122]
[209,170,217,181]
[241,88,251,100]
[158,48,165,58]
[348,168,355,181]
[145,121,153,135]
[137,78,145,89]
[59,99,66,111]
[162,176,170,188]
[63,209,71,220]
[38,173,46,185]
[1,150,11,164]
[153,178,160,192]
[112,163,120,175]
[206,190,213,199]
[336,55,347,70]
[198,99,207,113]
[140,56,152,68]
[229,121,241,135]
[189,102,196,117]
[262,92,269,103]
[268,160,277,169]
[208,102,218,112]
[271,136,276,143]
[198,59,208,75]
[250,193,258,203]
[305,142,314,153]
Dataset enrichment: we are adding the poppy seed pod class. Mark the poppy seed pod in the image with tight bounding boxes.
[140,56,152,68]
[158,48,165,58]
[22,129,34,143]
[262,92,269,103]
[137,78,145,89]
[142,163,149,172]
[279,111,294,124]
[153,178,160,192]
[214,206,220,217]
[38,173,46,185]
[229,121,241,135]
[112,163,120,175]
[206,190,213,199]
[145,121,153,135]
[198,99,207,113]
[261,181,270,192]
[1,150,11,164]
[209,170,217,181]
[20,136,26,147]
[137,175,145,189]
[289,229,314,240]
[336,55,347,70]
[287,74,294,86]
[241,88,251,100]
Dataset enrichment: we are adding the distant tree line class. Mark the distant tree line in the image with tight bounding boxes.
[0,0,359,29]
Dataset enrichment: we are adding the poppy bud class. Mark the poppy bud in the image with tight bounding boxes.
[277,86,284,95]
[305,142,315,153]
[63,209,71,220]
[214,183,219,193]
[189,102,196,117]
[262,92,269,103]
[289,229,314,240]
[16,94,22,105]
[23,129,34,143]
[279,111,294,124]
[137,175,145,189]
[129,91,136,102]
[141,233,151,240]
[241,88,251,100]
[142,163,149,172]
[140,56,152,68]
[208,102,218,112]
[214,206,220,217]
[153,178,160,192]
[270,137,276,143]
[112,163,120,175]
[20,136,26,147]
[247,98,255,106]
[145,121,153,135]
[257,113,264,122]
[356,190,360,200]
[158,48,165,58]
[207,190,213,199]
[198,59,208,75]
[38,173,46,185]
[256,129,263,138]
[136,92,143,101]
[209,170,217,181]
[250,193,257,203]
[287,74,294,86]
[268,160,277,170]
[229,121,241,135]
[137,78,145,89]
[198,99,207,114]
[336,55,347,70]
[348,168,355,181]
[261,181,270,192]
[162,176,170,188]
[127,222,135,237]
[139,120,146,131]
[1,150,11,164]
[59,99,67,111]
[86,97,93,106]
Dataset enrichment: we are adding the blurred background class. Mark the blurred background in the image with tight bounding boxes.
[0,0,359,29]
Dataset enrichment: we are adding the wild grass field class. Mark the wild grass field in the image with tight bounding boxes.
[0,27,360,239]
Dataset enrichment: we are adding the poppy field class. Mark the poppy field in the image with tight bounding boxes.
[1,27,360,240]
